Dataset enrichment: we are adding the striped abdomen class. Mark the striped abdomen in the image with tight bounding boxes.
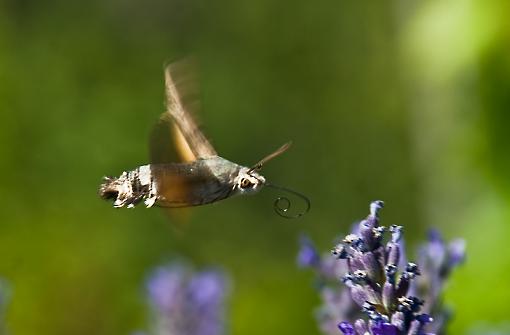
[99,158,241,208]
[99,165,157,208]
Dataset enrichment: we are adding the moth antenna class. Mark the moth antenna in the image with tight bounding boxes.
[266,183,310,219]
[249,141,292,173]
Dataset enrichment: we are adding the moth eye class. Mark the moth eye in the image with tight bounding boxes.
[240,178,252,188]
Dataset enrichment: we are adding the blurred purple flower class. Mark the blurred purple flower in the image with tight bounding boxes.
[298,201,465,335]
[413,230,466,334]
[146,263,229,335]
[148,266,185,312]
[0,279,10,335]
[297,235,321,268]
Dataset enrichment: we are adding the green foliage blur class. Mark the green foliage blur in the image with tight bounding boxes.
[0,0,509,334]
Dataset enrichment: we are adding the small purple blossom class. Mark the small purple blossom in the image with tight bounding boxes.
[299,201,465,335]
[148,266,185,312]
[338,321,355,335]
[413,230,466,334]
[146,263,229,335]
[297,235,321,268]
[371,322,398,335]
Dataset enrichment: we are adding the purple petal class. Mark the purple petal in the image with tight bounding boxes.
[407,320,421,335]
[425,229,446,266]
[349,284,371,307]
[147,266,184,311]
[371,322,398,335]
[389,225,403,244]
[395,272,411,298]
[361,252,383,282]
[146,264,229,335]
[416,313,433,324]
[382,281,395,311]
[188,271,226,307]
[427,229,443,243]
[386,242,401,267]
[338,321,356,335]
[348,255,366,273]
[390,312,405,331]
[448,239,466,267]
[369,200,384,218]
[354,319,368,335]
[297,236,321,267]
[359,220,377,250]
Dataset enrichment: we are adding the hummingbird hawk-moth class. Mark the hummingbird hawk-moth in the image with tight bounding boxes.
[99,60,310,218]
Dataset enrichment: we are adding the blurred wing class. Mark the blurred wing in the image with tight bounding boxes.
[149,59,218,224]
[149,118,195,225]
[149,115,197,164]
[150,162,232,208]
[164,59,217,159]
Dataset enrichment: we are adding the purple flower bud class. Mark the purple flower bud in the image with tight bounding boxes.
[386,242,400,267]
[424,230,446,268]
[146,264,228,335]
[298,201,464,335]
[389,225,403,243]
[147,265,185,311]
[427,229,443,243]
[391,311,406,331]
[407,314,433,335]
[354,319,368,334]
[371,322,398,335]
[297,236,321,267]
[338,321,355,335]
[416,313,433,324]
[396,272,411,298]
[382,281,396,312]
[406,320,421,335]
[361,252,383,282]
[347,254,366,273]
[359,222,376,251]
[361,201,384,244]
[188,271,225,307]
[349,283,373,307]
[448,239,466,267]
[370,200,384,218]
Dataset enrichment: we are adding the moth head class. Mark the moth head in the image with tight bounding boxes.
[234,168,266,194]
[233,142,292,195]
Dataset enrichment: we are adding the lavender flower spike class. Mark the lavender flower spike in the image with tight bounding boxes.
[299,201,465,335]
[146,263,229,335]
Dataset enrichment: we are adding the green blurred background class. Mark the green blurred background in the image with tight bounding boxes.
[0,0,509,334]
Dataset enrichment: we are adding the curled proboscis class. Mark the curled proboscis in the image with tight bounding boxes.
[267,183,311,219]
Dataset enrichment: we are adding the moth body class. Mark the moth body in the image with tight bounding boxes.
[98,61,305,216]
[99,156,266,208]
